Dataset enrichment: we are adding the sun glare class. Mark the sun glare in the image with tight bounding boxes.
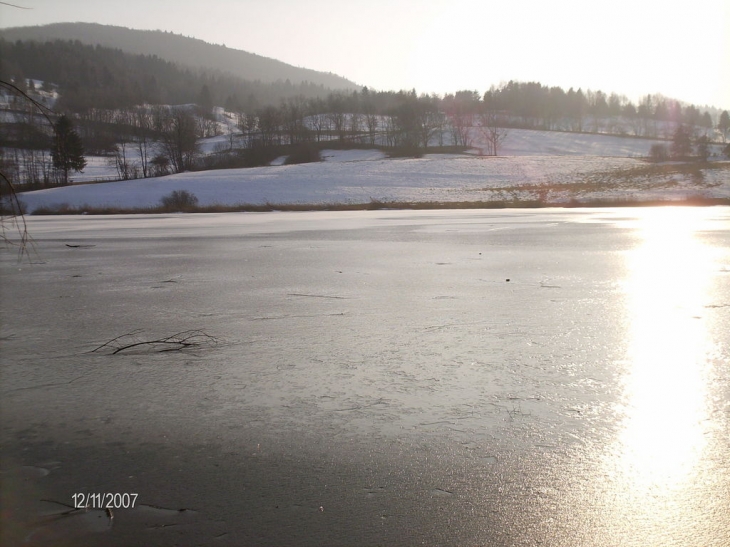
[615,208,715,490]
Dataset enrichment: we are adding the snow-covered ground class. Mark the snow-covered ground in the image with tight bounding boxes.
[495,128,660,157]
[16,129,730,212]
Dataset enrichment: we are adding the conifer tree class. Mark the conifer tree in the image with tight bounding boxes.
[719,111,730,143]
[51,115,87,185]
[670,125,693,159]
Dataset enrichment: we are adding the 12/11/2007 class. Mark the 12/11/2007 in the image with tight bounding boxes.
[72,492,139,509]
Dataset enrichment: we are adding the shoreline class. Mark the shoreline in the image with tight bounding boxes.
[24,196,730,215]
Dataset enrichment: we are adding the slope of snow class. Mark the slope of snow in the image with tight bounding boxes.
[14,127,730,212]
[17,151,730,212]
[66,128,673,183]
[495,129,663,157]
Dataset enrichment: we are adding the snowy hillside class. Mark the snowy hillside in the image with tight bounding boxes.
[17,144,730,212]
[495,129,658,157]
[11,103,730,212]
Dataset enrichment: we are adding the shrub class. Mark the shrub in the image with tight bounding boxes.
[159,190,199,212]
[235,140,280,167]
[284,143,322,165]
[387,145,423,158]
[648,143,669,163]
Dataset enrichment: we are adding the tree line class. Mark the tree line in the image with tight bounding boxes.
[3,39,730,190]
[2,38,726,141]
[3,83,729,190]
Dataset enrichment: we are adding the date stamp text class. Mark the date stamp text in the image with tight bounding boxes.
[72,492,139,509]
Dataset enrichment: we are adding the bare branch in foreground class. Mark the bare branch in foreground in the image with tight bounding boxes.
[0,78,52,260]
[0,170,31,259]
[0,2,33,9]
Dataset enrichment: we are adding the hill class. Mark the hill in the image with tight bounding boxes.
[0,22,358,91]
[17,131,730,213]
[0,38,341,112]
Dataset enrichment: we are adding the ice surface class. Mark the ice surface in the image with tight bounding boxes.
[2,208,729,546]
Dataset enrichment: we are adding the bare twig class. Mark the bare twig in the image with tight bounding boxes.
[287,293,347,299]
[0,2,33,9]
[91,330,218,355]
[0,78,55,259]
[0,80,55,125]
[0,170,32,259]
[90,329,145,353]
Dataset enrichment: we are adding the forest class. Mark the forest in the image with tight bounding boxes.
[1,38,729,191]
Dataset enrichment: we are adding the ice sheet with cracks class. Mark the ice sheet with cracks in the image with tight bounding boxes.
[2,208,730,546]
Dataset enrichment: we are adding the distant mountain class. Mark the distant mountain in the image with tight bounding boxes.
[0,38,346,114]
[0,22,359,91]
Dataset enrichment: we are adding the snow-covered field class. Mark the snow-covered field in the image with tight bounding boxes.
[16,129,730,212]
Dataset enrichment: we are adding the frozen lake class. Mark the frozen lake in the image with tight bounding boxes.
[2,207,730,546]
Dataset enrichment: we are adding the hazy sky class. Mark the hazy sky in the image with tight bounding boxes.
[2,0,729,109]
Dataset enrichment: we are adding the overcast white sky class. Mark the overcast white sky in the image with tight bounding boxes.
[1,0,728,109]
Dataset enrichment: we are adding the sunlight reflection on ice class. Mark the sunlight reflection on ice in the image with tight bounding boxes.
[617,208,714,489]
[582,207,729,545]
[589,210,728,540]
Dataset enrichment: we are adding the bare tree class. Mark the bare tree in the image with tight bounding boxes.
[243,113,258,149]
[718,111,730,144]
[109,109,139,180]
[416,99,443,151]
[226,124,239,152]
[133,106,153,178]
[349,112,362,142]
[111,141,131,179]
[364,102,379,145]
[159,108,199,173]
[444,91,478,148]
[327,94,347,142]
[383,115,398,148]
[281,96,308,145]
[196,115,218,139]
[305,98,327,143]
[309,111,327,143]
[479,109,508,156]
[256,106,281,148]
[448,110,473,148]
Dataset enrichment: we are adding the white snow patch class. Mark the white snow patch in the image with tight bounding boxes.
[17,153,730,212]
[14,127,730,212]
